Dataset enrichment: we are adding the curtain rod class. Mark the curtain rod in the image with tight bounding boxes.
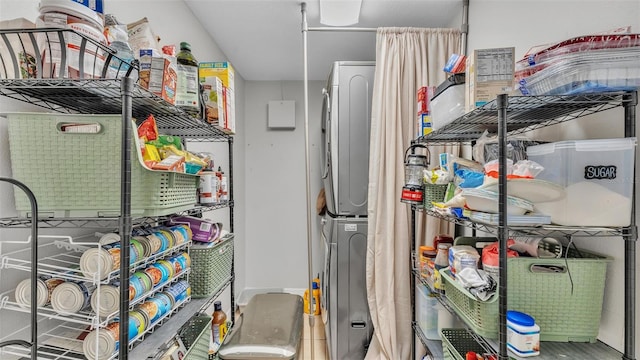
[308,26,377,32]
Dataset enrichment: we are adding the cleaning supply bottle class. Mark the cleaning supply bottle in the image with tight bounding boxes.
[175,41,200,115]
[304,278,321,315]
[211,301,227,349]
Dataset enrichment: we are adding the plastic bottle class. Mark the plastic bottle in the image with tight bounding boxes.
[211,301,227,348]
[433,243,451,290]
[175,41,200,114]
[303,278,321,315]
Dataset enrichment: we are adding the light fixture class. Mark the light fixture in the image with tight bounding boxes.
[319,0,363,26]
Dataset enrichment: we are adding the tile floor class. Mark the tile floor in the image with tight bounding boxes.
[300,314,328,360]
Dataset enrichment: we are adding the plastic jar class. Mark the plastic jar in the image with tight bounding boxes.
[433,243,451,290]
[507,310,540,357]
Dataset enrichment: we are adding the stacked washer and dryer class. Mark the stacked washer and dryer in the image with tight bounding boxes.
[320,61,375,360]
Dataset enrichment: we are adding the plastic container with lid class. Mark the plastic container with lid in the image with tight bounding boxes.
[37,0,108,79]
[527,137,636,226]
[507,310,540,357]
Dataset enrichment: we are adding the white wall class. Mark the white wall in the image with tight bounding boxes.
[242,80,325,291]
[467,0,640,355]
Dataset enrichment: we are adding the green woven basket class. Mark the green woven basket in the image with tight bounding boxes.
[180,314,212,360]
[423,183,448,207]
[7,113,197,217]
[441,328,486,360]
[441,245,611,342]
[190,234,234,298]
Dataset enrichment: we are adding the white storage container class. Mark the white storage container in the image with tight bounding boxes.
[526,137,636,226]
[431,82,465,131]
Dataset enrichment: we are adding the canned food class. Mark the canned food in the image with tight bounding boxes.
[138,298,161,323]
[145,233,162,255]
[130,238,144,264]
[132,271,153,294]
[165,280,191,304]
[150,262,171,284]
[132,236,152,258]
[159,229,176,249]
[90,284,120,318]
[156,260,175,280]
[129,275,145,301]
[154,231,170,253]
[152,292,174,318]
[79,243,120,280]
[144,266,163,286]
[83,321,119,360]
[15,277,65,308]
[129,309,149,336]
[51,281,94,314]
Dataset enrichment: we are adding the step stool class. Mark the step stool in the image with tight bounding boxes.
[218,293,304,360]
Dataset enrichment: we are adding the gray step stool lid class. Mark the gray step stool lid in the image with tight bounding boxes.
[219,293,304,359]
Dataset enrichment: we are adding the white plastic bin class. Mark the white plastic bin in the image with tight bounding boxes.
[526,137,636,226]
[416,283,438,340]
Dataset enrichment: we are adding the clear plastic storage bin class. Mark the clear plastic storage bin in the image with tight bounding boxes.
[527,137,636,226]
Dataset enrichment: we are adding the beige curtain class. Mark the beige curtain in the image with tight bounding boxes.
[365,27,460,360]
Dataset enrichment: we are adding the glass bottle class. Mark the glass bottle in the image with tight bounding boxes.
[175,41,200,114]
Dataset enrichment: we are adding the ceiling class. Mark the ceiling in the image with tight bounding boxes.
[184,0,463,81]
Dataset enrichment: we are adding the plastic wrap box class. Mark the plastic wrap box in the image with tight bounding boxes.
[526,137,636,226]
[7,113,198,217]
[465,47,515,111]
[190,234,234,298]
[440,244,611,342]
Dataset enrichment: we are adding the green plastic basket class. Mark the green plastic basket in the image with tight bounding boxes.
[7,113,198,217]
[441,245,611,342]
[180,314,212,360]
[441,328,486,360]
[190,234,234,298]
[423,183,448,206]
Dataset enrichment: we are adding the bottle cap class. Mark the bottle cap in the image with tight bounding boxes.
[312,282,319,289]
[214,300,222,310]
[180,42,191,51]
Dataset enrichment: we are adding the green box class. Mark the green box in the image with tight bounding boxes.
[7,113,197,217]
[441,243,611,342]
[190,234,234,298]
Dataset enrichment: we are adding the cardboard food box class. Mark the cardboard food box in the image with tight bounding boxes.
[199,62,235,133]
[200,75,225,126]
[465,47,515,111]
[139,49,176,105]
[199,62,235,91]
[223,86,236,134]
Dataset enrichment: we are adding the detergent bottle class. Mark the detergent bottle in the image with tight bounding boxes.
[304,278,321,315]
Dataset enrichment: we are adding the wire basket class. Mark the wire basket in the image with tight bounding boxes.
[179,314,212,360]
[423,183,448,207]
[441,328,487,360]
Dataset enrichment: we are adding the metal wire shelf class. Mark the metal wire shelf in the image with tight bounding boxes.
[417,92,632,144]
[412,321,444,360]
[0,201,234,228]
[414,206,630,237]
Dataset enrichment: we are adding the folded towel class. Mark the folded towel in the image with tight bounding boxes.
[457,267,497,301]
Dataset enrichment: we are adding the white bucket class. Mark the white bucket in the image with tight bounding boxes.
[37,0,107,78]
